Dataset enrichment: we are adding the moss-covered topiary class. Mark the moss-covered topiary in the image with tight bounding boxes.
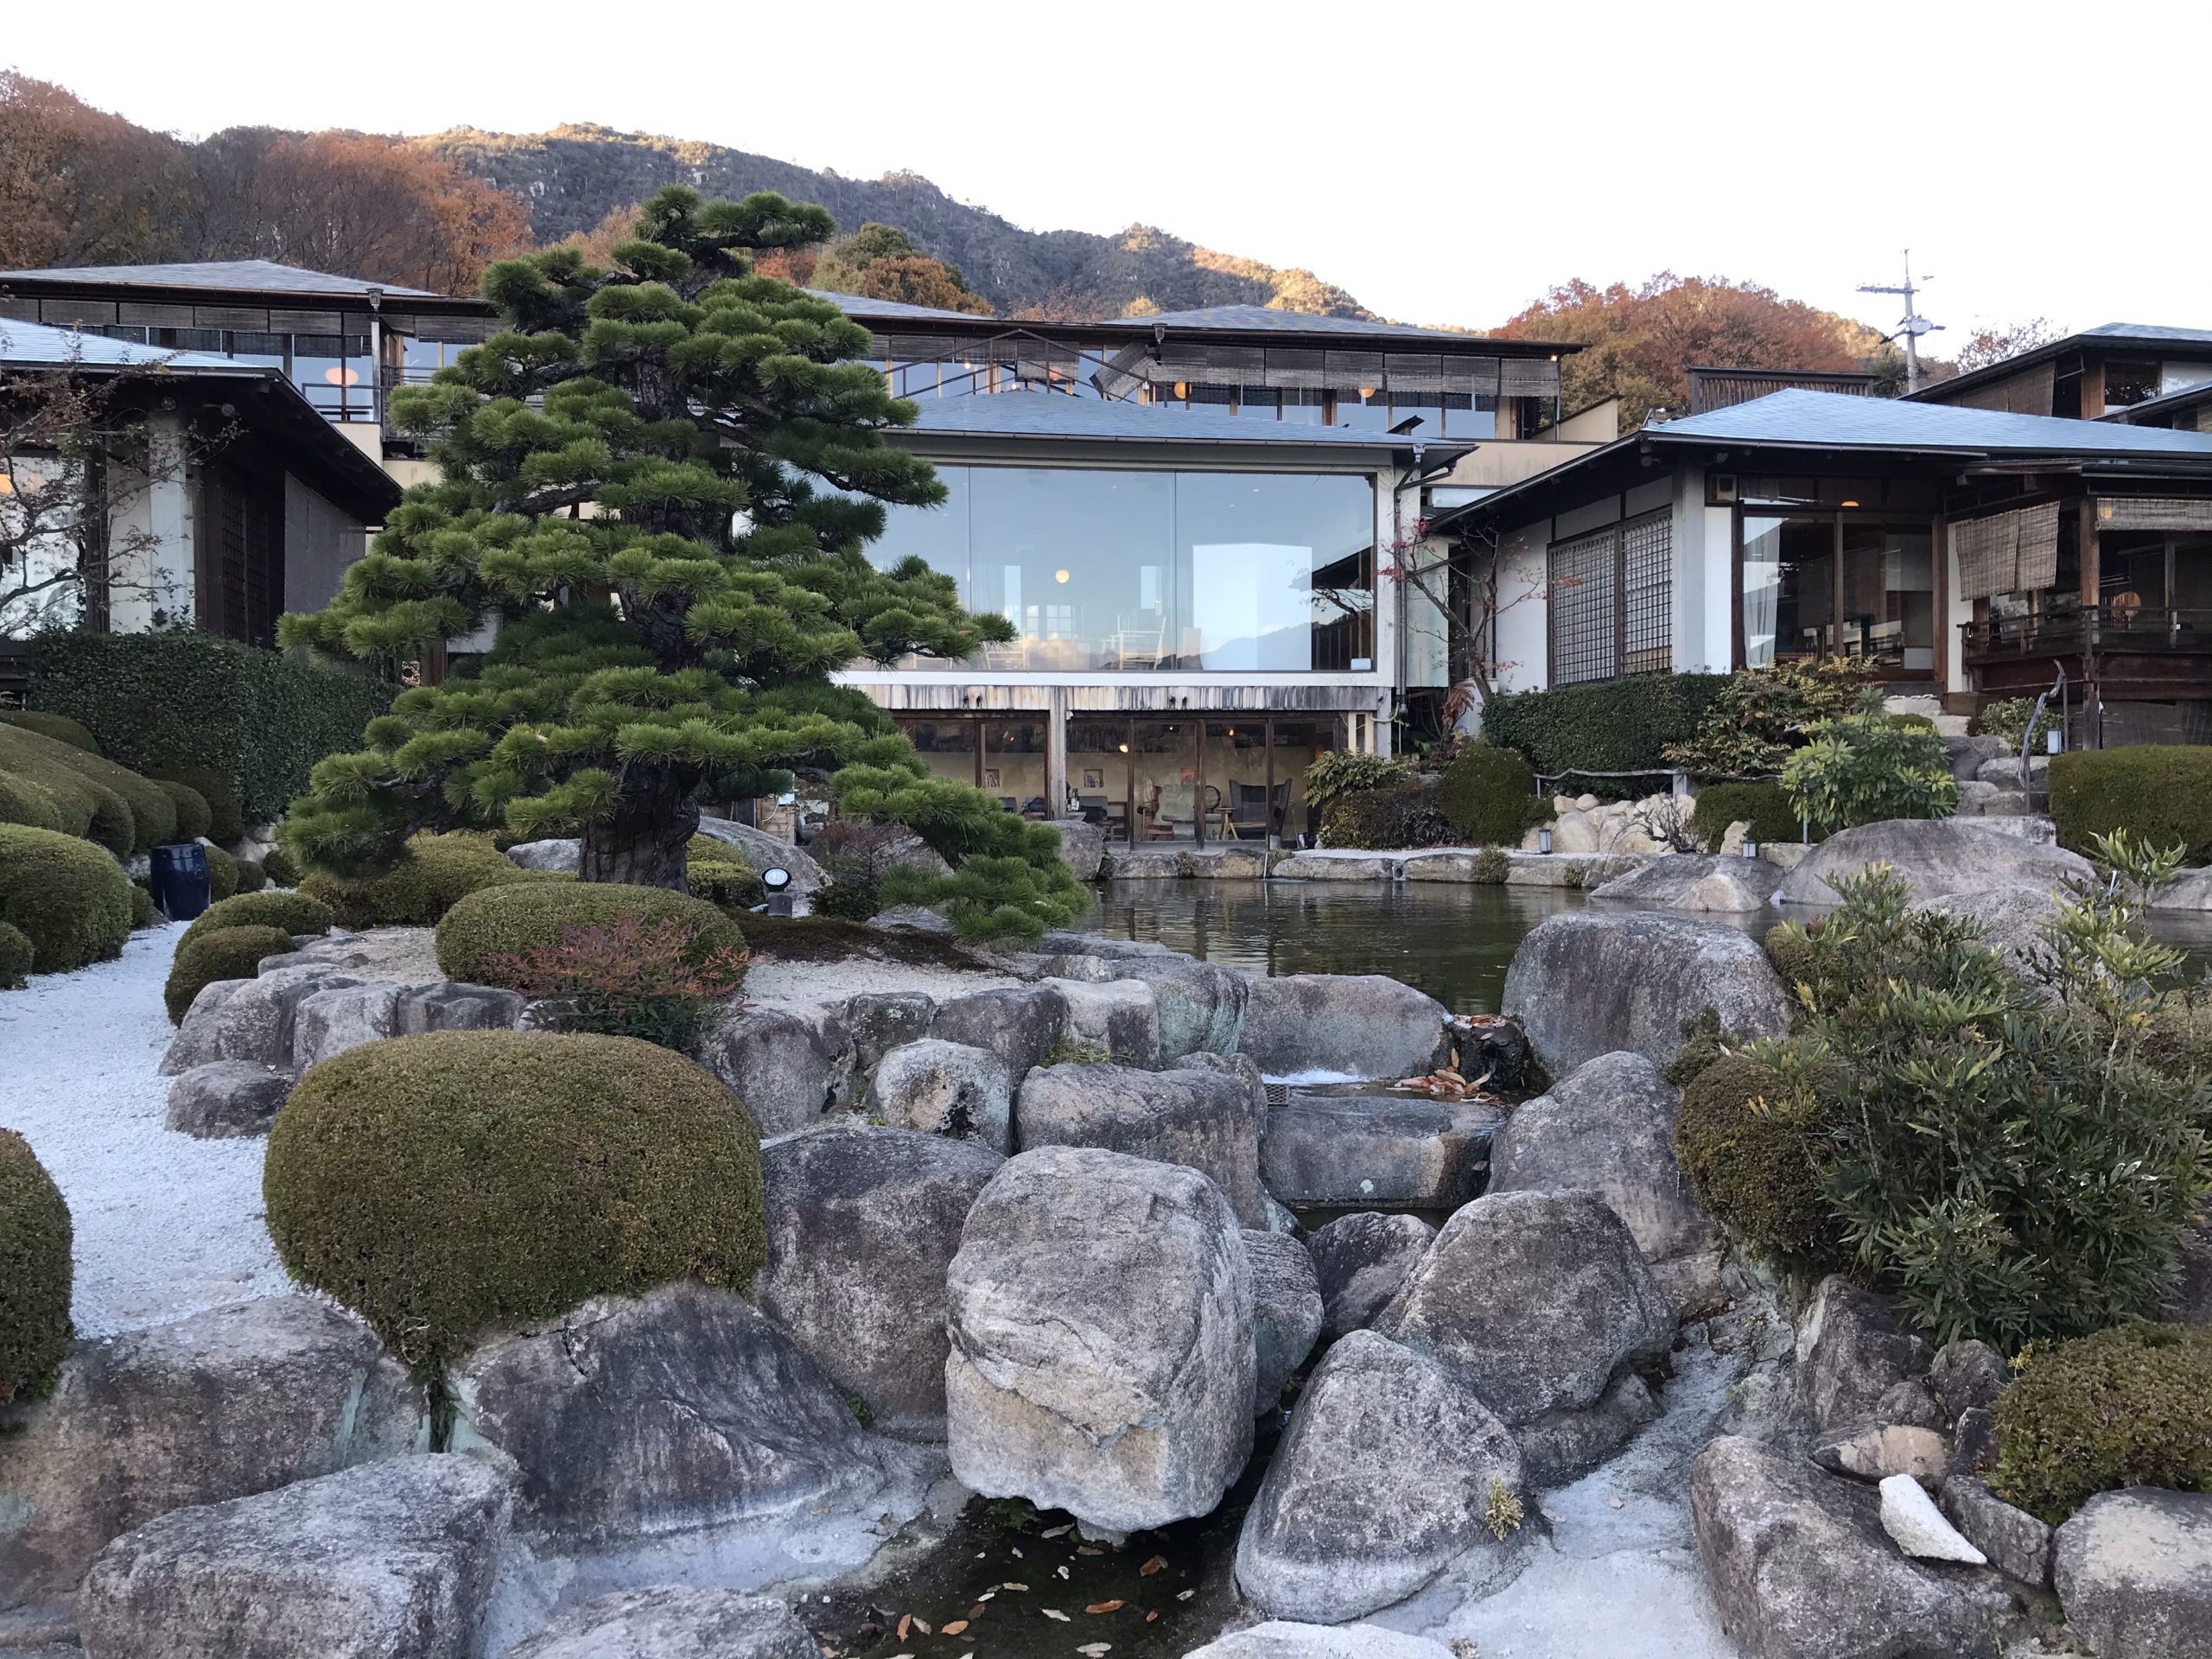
[163,924,296,1023]
[0,1128,71,1403]
[158,781,213,843]
[202,843,238,904]
[1993,1322,2212,1523]
[1692,782,1812,852]
[0,710,99,753]
[0,920,31,988]
[686,834,764,910]
[0,772,63,834]
[262,843,301,887]
[128,884,156,930]
[0,723,172,853]
[181,889,334,946]
[1435,744,1554,847]
[299,830,550,929]
[0,823,132,973]
[147,763,245,845]
[232,858,267,894]
[1675,1054,1844,1267]
[435,880,744,987]
[264,1029,768,1370]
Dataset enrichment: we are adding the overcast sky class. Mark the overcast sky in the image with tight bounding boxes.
[13,0,2203,340]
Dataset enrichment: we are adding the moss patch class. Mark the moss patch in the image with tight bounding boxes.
[1675,1053,1843,1268]
[1993,1322,2212,1523]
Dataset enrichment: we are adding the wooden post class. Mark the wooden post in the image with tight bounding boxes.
[2079,498,2102,747]
[1045,688,1069,820]
[2079,360,2107,421]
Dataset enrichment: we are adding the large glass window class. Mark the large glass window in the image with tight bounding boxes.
[1742,516,1834,666]
[1744,515,1934,675]
[1840,524,1935,671]
[868,465,1376,672]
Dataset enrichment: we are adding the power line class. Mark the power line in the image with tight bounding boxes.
[1859,249,1944,394]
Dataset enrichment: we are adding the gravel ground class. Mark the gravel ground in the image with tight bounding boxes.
[744,956,1021,1004]
[0,923,289,1338]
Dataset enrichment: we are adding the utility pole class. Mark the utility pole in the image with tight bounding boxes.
[1859,250,1943,394]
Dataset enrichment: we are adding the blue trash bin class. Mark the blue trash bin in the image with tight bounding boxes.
[149,842,212,922]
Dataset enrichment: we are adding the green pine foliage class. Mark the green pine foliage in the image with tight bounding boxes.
[273,186,1081,942]
[0,1128,72,1404]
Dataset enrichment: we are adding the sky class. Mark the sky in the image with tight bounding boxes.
[11,0,2206,340]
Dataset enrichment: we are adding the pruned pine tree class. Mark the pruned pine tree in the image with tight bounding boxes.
[278,185,1085,939]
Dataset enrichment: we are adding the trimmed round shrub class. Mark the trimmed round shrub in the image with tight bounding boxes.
[1675,1054,1843,1267]
[1435,744,1554,846]
[233,858,267,894]
[2049,746,2212,864]
[203,843,238,904]
[0,723,172,853]
[435,880,745,987]
[299,830,550,929]
[159,781,213,843]
[0,823,131,974]
[181,889,334,946]
[163,924,297,1024]
[0,734,110,848]
[1,710,99,753]
[262,843,301,887]
[0,772,62,834]
[1692,781,1811,851]
[264,1029,768,1370]
[0,920,31,988]
[149,764,245,845]
[686,834,763,911]
[0,1129,72,1404]
[128,884,156,930]
[1993,1323,2212,1523]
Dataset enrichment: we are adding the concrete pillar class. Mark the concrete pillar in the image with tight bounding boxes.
[105,410,194,632]
[1045,686,1071,814]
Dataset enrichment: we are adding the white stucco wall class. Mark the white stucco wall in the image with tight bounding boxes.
[105,410,194,631]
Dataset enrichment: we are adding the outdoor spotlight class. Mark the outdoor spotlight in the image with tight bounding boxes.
[1538,827,1554,855]
[2046,726,2063,755]
[1742,840,1759,861]
[761,867,791,892]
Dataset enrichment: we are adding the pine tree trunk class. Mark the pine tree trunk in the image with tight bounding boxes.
[578,771,698,891]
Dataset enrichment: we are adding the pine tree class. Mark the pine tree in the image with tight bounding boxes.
[279,185,1085,939]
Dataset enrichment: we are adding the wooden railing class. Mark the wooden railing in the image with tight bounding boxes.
[1961,604,2212,662]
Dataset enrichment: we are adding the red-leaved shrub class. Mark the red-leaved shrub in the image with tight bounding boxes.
[486,915,748,1050]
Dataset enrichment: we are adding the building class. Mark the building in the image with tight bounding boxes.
[1433,390,2212,744]
[0,316,401,645]
[1910,323,2212,421]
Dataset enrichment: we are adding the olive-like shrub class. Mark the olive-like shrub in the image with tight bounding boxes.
[1993,1322,2212,1523]
[300,830,550,928]
[1675,1053,1844,1268]
[436,880,744,988]
[164,925,296,1023]
[0,1128,71,1403]
[264,1029,767,1370]
[0,772,62,834]
[160,781,213,843]
[0,823,132,973]
[182,889,334,944]
[0,920,32,988]
[1434,743,1554,847]
[1781,695,1958,832]
[203,843,238,904]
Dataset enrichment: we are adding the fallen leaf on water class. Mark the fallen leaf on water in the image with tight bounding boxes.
[912,1618,931,1635]
[1010,1547,1023,1558]
[896,1616,911,1641]
[1147,1611,1160,1623]
[1042,1608,1071,1622]
[1001,1583,1029,1592]
[966,1603,985,1618]
[1175,1589,1197,1602]
[1075,1544,1103,1556]
[1057,1566,1071,1579]
[1138,1555,1167,1576]
[941,1620,969,1636]
[1077,1644,1112,1657]
[976,1592,995,1603]
[1040,1522,1073,1538]
[1085,1599,1123,1614]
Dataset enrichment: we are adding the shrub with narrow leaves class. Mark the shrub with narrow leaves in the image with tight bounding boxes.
[1781,695,1958,831]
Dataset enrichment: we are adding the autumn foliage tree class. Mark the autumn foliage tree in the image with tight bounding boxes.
[278,186,1084,938]
[810,223,992,315]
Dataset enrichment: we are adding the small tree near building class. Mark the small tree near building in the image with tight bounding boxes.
[279,186,1083,939]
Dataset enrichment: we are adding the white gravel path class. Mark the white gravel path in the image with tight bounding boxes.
[0,923,289,1338]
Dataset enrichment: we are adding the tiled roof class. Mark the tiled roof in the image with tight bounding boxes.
[1084,303,1481,340]
[0,259,442,298]
[0,316,257,372]
[1654,388,2212,455]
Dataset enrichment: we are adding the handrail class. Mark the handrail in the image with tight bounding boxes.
[1961,604,2212,656]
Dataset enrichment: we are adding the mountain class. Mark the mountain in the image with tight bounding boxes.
[415,124,1374,321]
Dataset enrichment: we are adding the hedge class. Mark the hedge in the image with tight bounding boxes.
[27,632,394,826]
[159,781,213,843]
[0,920,31,988]
[181,889,334,945]
[0,1128,72,1404]
[1322,779,1455,849]
[0,823,132,973]
[149,764,244,845]
[1993,1322,2212,1523]
[1481,672,1730,795]
[264,1029,768,1370]
[0,711,99,753]
[2049,746,2212,864]
[0,722,173,854]
[1434,744,1554,846]
[164,924,296,1024]
[435,880,745,988]
[1691,781,1811,850]
[300,831,550,929]
[0,772,62,835]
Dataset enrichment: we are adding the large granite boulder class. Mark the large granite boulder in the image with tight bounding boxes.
[1306,1211,1436,1339]
[1237,973,1450,1081]
[696,816,826,891]
[839,989,936,1073]
[1590,854,1784,912]
[164,1059,295,1138]
[693,1001,856,1135]
[1690,1435,2003,1659]
[1234,1331,1525,1622]
[754,1126,1002,1440]
[0,1298,424,1603]
[1920,883,2064,990]
[503,1586,819,1659]
[1376,1190,1674,1430]
[1044,974,1161,1067]
[1486,1052,1720,1296]
[449,1281,900,1552]
[393,980,527,1035]
[77,1455,509,1659]
[292,981,405,1068]
[1775,817,2093,907]
[1244,1230,1325,1415]
[1795,1276,1934,1433]
[506,836,581,871]
[1183,1624,1455,1659]
[1261,1090,1498,1210]
[1501,911,1790,1077]
[931,985,1069,1078]
[864,1038,1014,1153]
[1015,1060,1268,1228]
[1116,954,1250,1060]
[944,1146,1255,1535]
[160,964,365,1074]
[2054,1487,2212,1659]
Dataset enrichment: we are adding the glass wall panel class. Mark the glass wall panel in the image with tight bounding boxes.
[1132,721,1199,842]
[982,721,1050,817]
[1271,719,1335,844]
[1069,719,1131,839]
[966,467,1172,671]
[1174,472,1374,671]
[1742,515,1834,666]
[1840,524,1935,671]
[897,718,977,787]
[1204,720,1270,841]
